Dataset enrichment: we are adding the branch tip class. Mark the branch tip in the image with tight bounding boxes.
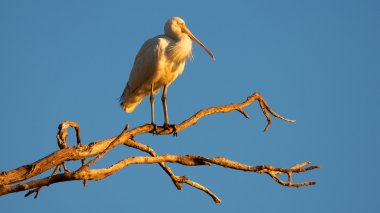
[123,123,130,131]
[24,187,41,199]
[236,108,250,119]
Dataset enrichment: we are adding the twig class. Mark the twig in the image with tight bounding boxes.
[125,139,183,190]
[56,121,86,186]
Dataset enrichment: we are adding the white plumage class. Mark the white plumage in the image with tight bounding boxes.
[120,17,214,127]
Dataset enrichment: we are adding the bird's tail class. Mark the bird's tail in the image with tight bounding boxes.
[119,90,143,113]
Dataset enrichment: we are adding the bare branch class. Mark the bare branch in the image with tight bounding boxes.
[0,92,317,203]
[0,154,318,202]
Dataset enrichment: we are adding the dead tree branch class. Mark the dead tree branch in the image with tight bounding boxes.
[0,92,319,203]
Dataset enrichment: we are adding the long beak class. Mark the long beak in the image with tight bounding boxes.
[183,26,215,60]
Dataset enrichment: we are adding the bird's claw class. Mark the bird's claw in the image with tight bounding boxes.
[151,123,159,135]
[163,123,178,137]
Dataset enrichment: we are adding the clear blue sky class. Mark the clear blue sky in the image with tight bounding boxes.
[1,0,379,212]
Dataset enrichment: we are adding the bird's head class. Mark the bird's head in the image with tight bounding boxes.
[164,17,215,60]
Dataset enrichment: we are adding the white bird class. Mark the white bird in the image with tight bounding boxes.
[120,17,215,133]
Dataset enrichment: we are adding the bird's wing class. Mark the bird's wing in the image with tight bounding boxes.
[120,35,168,112]
[126,35,166,94]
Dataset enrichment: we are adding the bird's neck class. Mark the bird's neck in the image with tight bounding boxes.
[167,35,192,62]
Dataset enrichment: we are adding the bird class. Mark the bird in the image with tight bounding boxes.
[120,17,215,134]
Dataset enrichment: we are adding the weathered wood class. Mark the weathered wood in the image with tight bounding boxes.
[0,92,318,203]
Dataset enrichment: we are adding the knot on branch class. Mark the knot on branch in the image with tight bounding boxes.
[170,155,212,166]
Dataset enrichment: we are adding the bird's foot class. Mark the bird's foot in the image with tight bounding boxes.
[150,123,159,135]
[163,123,177,137]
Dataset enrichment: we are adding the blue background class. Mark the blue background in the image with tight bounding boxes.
[1,0,379,212]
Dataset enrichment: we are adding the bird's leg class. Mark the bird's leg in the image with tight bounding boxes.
[162,85,170,125]
[161,85,177,136]
[150,84,158,135]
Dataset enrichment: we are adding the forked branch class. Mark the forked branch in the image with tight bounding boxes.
[0,92,318,203]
